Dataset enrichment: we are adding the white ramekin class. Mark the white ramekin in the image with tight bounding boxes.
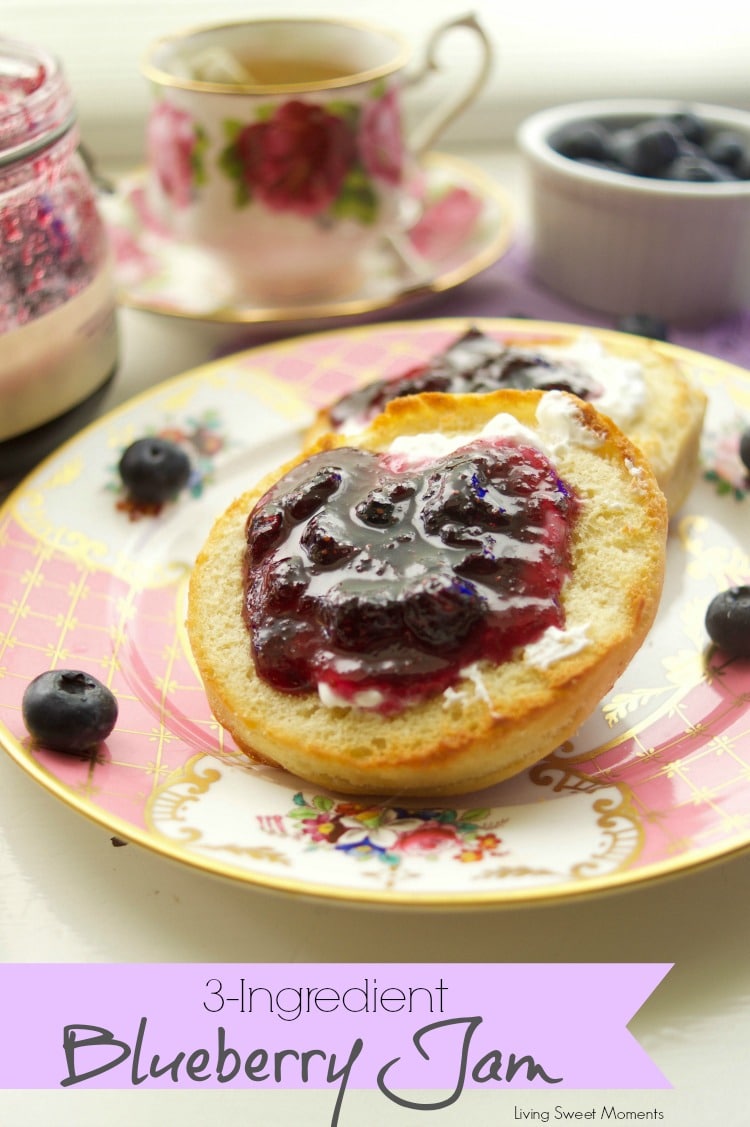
[517,99,750,324]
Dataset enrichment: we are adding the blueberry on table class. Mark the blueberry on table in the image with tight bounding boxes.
[615,314,670,342]
[22,670,118,753]
[705,587,750,658]
[118,437,191,504]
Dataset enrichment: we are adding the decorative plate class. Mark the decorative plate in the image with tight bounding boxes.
[2,317,750,907]
[99,152,513,325]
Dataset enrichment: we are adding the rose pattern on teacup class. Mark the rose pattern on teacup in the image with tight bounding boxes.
[147,85,404,225]
[146,101,208,209]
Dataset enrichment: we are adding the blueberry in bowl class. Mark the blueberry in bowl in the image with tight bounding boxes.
[517,99,750,323]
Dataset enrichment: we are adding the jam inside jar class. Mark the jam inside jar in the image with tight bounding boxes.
[244,439,580,714]
[0,38,119,495]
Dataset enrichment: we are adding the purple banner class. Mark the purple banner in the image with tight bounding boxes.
[0,963,671,1108]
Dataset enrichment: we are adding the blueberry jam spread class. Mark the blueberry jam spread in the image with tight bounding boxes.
[328,329,603,432]
[243,438,580,713]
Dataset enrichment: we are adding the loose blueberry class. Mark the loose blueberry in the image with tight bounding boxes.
[739,428,750,473]
[705,587,750,657]
[616,314,670,342]
[118,437,191,505]
[22,669,118,753]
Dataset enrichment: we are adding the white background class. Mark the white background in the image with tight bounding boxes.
[4,0,750,164]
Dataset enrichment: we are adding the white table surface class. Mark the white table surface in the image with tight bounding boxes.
[2,147,749,1127]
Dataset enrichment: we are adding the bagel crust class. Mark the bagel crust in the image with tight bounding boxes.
[187,389,668,796]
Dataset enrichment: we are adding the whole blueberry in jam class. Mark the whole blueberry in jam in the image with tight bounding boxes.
[22,669,118,753]
[244,440,580,711]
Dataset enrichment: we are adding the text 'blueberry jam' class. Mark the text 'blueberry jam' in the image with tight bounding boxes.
[243,439,580,713]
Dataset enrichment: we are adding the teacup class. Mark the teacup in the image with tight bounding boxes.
[141,14,492,303]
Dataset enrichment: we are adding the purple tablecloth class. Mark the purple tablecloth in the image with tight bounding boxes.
[387,240,750,369]
[218,238,750,370]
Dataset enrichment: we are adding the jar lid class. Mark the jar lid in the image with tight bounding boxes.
[0,37,76,166]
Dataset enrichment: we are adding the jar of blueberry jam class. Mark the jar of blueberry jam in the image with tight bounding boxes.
[0,37,118,495]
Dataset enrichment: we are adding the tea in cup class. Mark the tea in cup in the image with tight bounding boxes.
[141,14,492,303]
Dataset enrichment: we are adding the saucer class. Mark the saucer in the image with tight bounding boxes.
[99,152,513,324]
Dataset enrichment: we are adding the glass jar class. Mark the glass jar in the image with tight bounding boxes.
[0,37,119,494]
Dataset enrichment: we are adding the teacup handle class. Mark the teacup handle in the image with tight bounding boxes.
[406,12,493,156]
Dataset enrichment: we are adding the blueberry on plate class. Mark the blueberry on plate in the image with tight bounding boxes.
[22,670,118,753]
[615,314,670,342]
[705,587,750,658]
[739,428,750,473]
[118,436,191,504]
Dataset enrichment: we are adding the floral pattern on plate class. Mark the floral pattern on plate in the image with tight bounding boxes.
[105,409,228,519]
[702,415,750,500]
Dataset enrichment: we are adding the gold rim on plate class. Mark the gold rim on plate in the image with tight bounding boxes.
[1,317,748,908]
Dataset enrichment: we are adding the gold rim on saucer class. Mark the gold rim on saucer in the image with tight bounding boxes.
[103,151,515,326]
[141,16,411,96]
